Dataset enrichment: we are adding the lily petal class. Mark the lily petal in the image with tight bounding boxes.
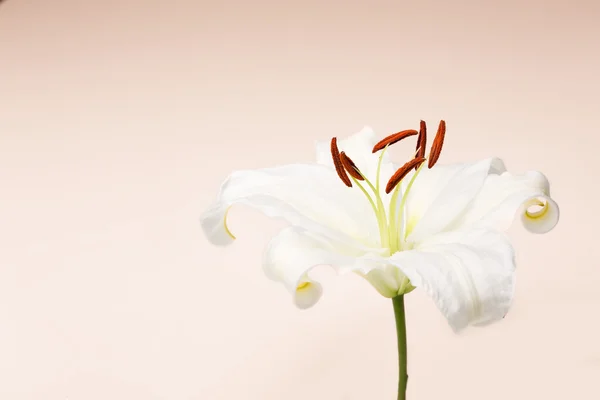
[263,227,375,308]
[455,170,559,234]
[403,158,506,242]
[201,164,379,246]
[384,229,516,332]
[261,224,516,329]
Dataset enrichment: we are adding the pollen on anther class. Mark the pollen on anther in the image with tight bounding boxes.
[416,120,427,159]
[427,120,446,168]
[385,157,426,194]
[331,137,352,187]
[372,129,418,153]
[340,152,364,181]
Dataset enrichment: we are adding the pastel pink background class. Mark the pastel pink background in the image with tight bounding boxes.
[1,0,598,398]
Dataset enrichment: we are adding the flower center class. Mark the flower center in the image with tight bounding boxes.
[330,120,447,254]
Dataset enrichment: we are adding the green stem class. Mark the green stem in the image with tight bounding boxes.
[392,295,408,400]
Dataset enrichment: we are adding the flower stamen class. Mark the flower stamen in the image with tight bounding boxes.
[385,157,426,194]
[427,120,446,168]
[340,152,364,181]
[396,162,425,244]
[331,140,388,246]
[350,175,378,218]
[363,153,390,248]
[330,137,352,187]
[416,120,427,159]
[372,130,418,153]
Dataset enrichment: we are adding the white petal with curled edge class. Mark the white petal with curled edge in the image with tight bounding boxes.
[315,126,395,191]
[263,227,389,308]
[380,229,516,332]
[455,170,559,234]
[404,158,506,243]
[200,164,379,246]
[263,227,357,309]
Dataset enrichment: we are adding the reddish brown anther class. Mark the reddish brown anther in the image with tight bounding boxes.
[385,157,426,194]
[416,120,427,159]
[330,137,352,187]
[340,152,364,181]
[372,129,418,153]
[427,120,446,168]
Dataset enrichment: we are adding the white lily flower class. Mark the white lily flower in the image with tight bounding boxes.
[200,122,559,332]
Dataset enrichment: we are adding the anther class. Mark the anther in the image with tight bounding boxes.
[340,152,364,181]
[330,137,352,187]
[427,120,446,168]
[372,129,418,153]
[416,120,427,159]
[385,157,426,194]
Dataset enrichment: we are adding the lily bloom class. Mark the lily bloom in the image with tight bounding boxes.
[200,122,559,332]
